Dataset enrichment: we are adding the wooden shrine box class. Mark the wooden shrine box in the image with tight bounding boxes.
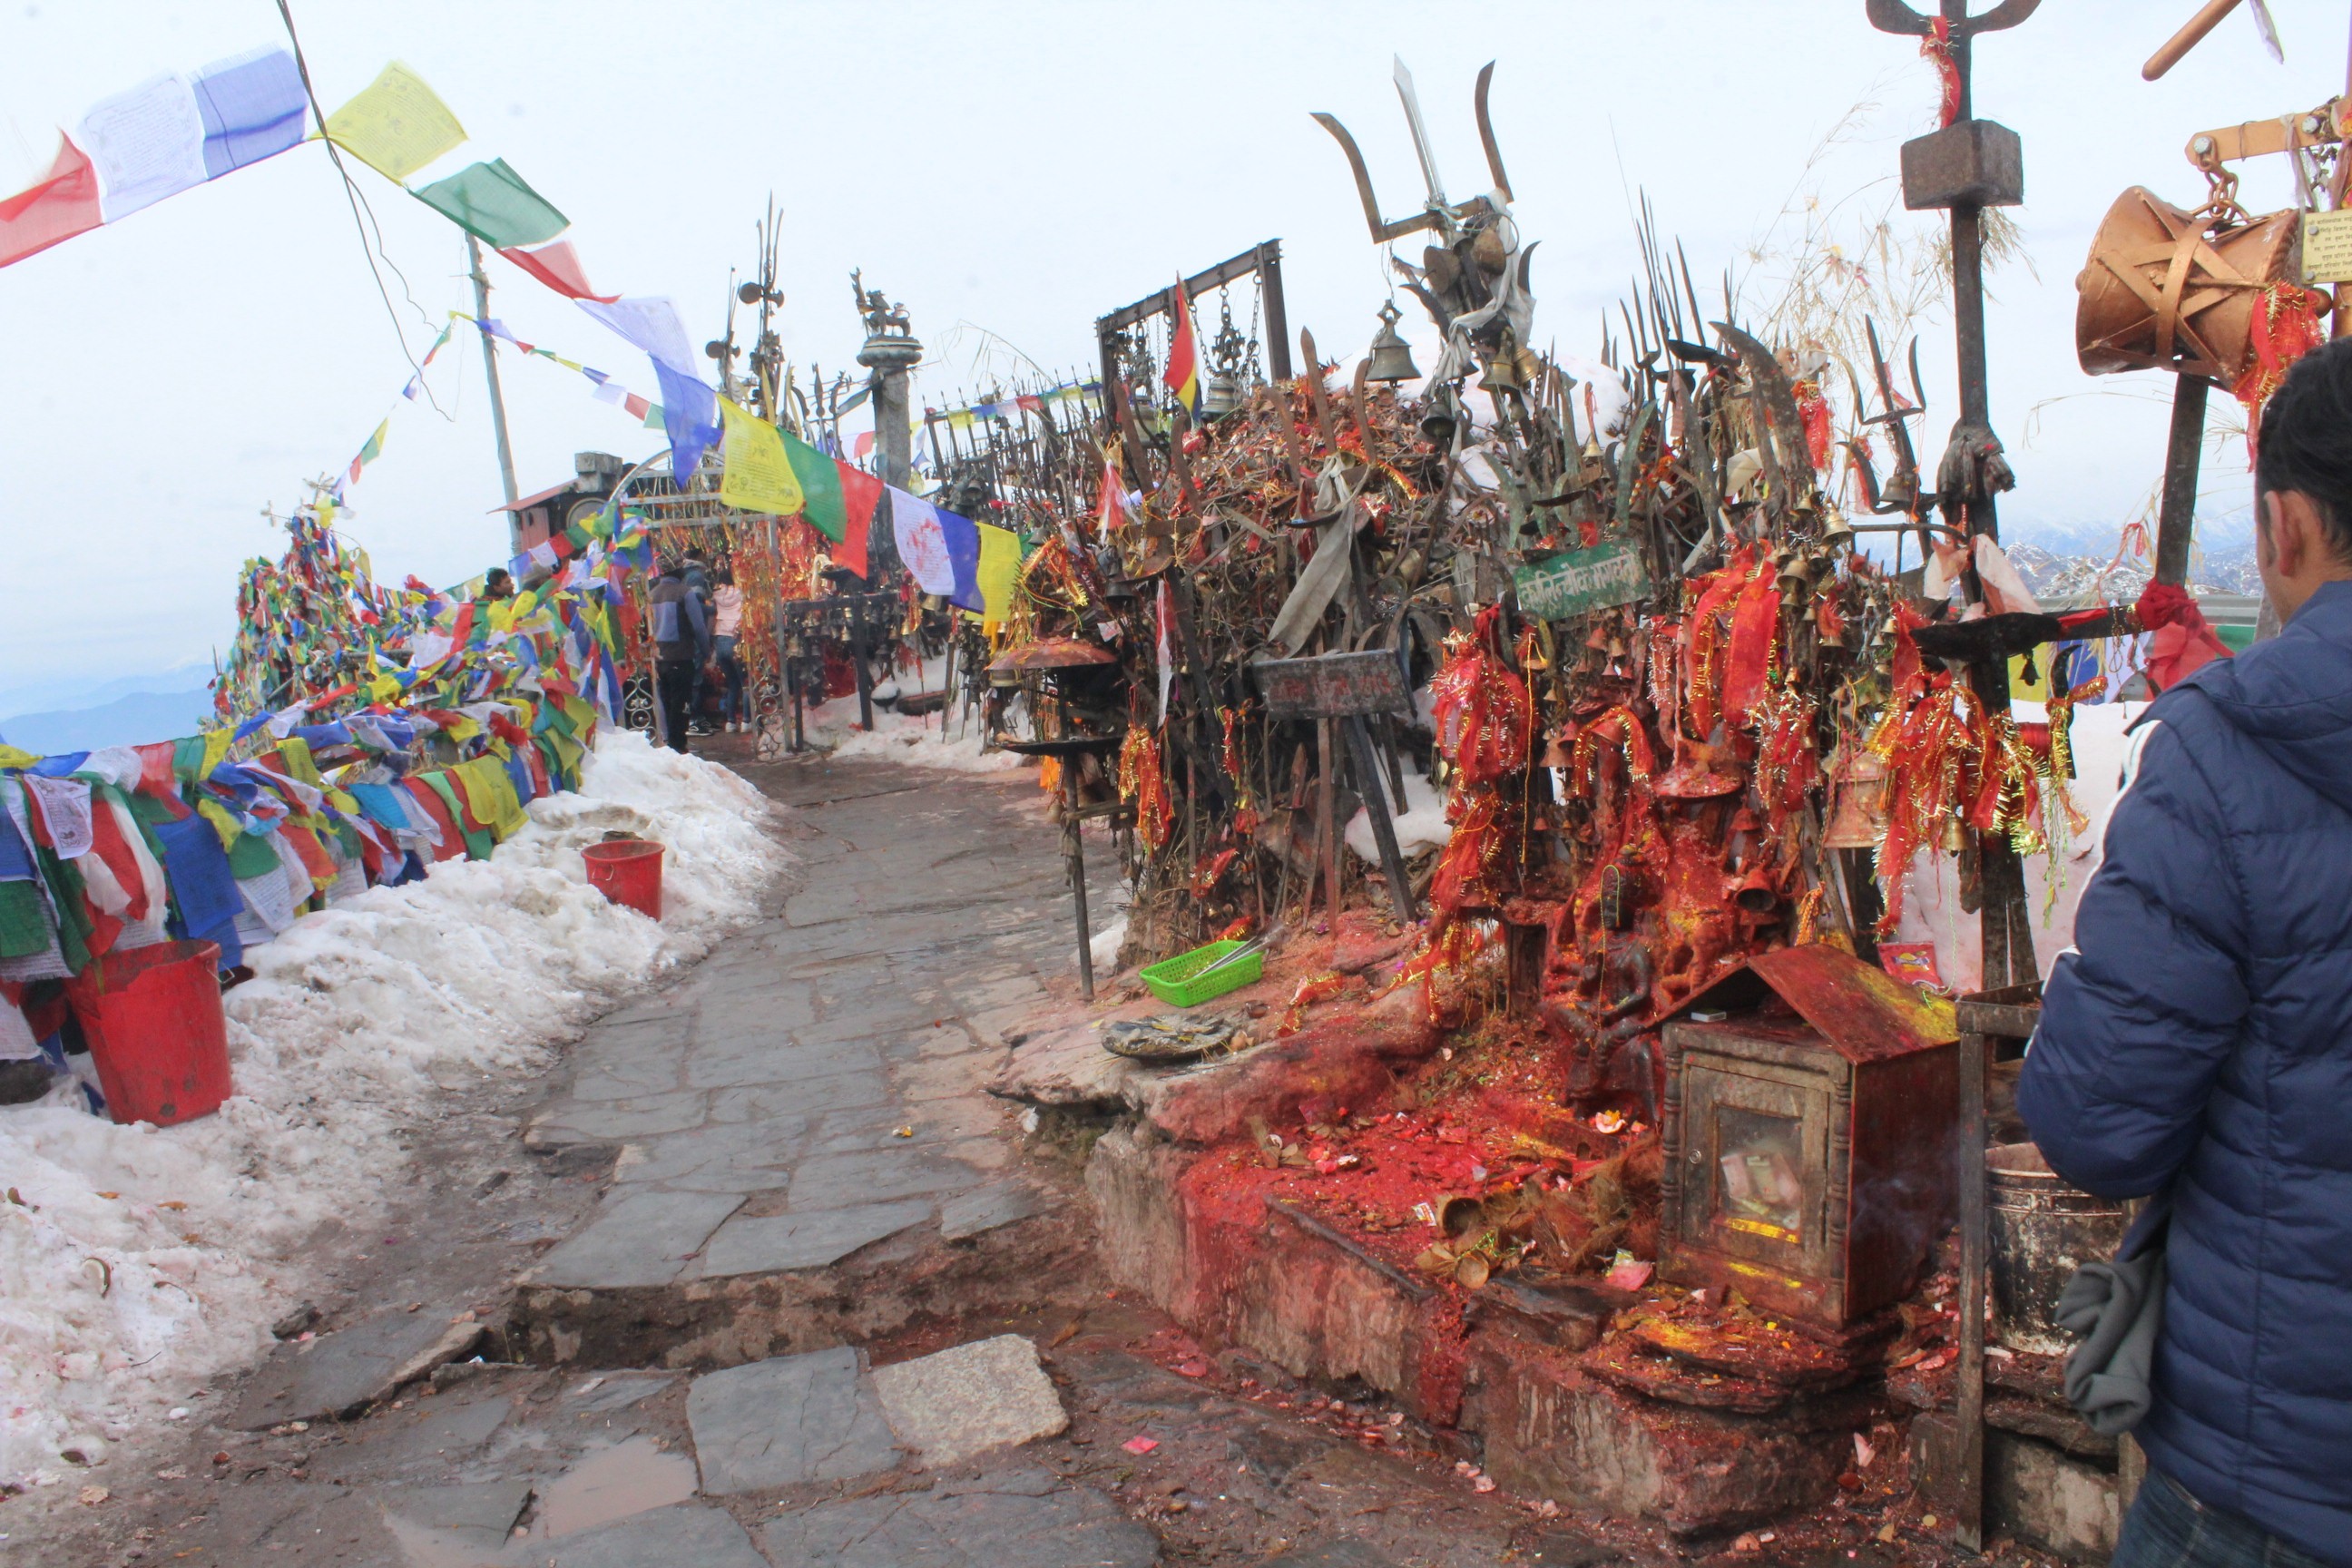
[1660,945,1960,1330]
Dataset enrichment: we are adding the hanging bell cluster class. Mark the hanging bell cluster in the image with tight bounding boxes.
[1365,299,1421,384]
[1200,369,1241,420]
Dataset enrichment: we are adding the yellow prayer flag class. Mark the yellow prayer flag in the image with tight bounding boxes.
[718,397,806,516]
[201,728,234,779]
[976,523,1022,630]
[321,62,467,183]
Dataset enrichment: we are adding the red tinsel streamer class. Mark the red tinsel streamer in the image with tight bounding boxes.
[1118,727,1175,853]
[2232,282,2330,458]
[1923,17,1961,129]
[1430,608,1532,786]
[1793,379,1834,470]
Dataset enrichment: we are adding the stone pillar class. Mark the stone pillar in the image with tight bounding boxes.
[856,328,921,579]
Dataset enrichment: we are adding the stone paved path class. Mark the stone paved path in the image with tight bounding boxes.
[27,753,1657,1568]
[520,760,1088,1301]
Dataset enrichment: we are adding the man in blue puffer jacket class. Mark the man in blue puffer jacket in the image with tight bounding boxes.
[2022,339,2352,1567]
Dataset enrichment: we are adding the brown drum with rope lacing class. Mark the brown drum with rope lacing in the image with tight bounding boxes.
[2076,185,2308,384]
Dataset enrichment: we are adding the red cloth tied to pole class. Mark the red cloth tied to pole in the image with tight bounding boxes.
[1720,561,1781,722]
[1922,17,1961,128]
[2135,581,2232,691]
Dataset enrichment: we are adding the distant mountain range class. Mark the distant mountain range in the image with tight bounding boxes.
[0,684,216,756]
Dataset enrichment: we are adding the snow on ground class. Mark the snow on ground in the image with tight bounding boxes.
[797,650,1024,775]
[0,730,787,1493]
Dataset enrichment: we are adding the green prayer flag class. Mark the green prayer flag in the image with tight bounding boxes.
[409,159,567,249]
[783,428,847,542]
[0,880,49,960]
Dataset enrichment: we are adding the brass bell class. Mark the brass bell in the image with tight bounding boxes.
[1733,861,1779,915]
[1201,369,1241,419]
[1822,768,1889,852]
[1483,346,1524,394]
[1365,301,1421,384]
[1819,512,1855,553]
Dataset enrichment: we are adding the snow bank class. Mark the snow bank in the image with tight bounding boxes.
[1345,768,1451,866]
[796,650,1024,775]
[0,730,786,1491]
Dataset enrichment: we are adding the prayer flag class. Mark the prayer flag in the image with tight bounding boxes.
[347,418,387,485]
[496,238,616,302]
[77,74,214,221]
[0,136,102,270]
[976,522,1022,628]
[76,74,210,220]
[191,46,308,178]
[411,158,566,249]
[652,362,716,480]
[718,397,806,515]
[1163,275,1200,416]
[887,488,981,610]
[782,429,873,544]
[321,61,466,182]
[887,488,954,597]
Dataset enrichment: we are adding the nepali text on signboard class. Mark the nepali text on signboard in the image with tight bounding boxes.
[1251,650,1410,720]
[1512,537,1652,621]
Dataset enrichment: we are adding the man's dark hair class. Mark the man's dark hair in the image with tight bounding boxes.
[2256,338,2352,561]
[485,567,512,585]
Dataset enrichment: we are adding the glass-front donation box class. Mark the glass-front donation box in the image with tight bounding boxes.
[1659,947,1960,1330]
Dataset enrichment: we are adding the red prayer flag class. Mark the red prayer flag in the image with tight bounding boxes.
[495,239,619,303]
[834,458,882,579]
[1162,275,1200,415]
[0,135,103,270]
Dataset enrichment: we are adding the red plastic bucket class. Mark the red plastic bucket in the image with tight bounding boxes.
[64,940,232,1128]
[583,839,664,919]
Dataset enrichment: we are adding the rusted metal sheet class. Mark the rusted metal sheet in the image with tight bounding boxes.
[986,636,1119,674]
[1743,943,1959,1060]
[1251,649,1409,720]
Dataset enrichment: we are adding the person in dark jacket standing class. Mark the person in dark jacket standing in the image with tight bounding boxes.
[2022,339,2352,1568]
[647,561,710,754]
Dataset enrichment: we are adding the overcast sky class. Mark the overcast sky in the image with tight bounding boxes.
[0,0,2339,705]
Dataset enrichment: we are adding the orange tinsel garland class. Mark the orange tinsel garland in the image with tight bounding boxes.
[1118,726,1175,853]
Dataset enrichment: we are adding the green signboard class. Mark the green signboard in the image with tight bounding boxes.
[1511,537,1652,621]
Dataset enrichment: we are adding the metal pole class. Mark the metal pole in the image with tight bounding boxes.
[1065,761,1095,1002]
[467,236,523,550]
[2156,376,2211,586]
[1956,1026,1989,1552]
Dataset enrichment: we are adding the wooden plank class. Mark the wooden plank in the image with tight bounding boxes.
[1253,650,1410,720]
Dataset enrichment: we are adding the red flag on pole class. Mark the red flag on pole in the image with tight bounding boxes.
[1162,275,1200,416]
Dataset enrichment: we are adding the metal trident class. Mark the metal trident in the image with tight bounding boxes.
[1865,0,2041,121]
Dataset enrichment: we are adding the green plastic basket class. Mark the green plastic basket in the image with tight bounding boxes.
[1141,938,1262,1008]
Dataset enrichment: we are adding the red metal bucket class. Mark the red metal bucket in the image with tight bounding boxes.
[64,939,232,1127]
[583,839,664,920]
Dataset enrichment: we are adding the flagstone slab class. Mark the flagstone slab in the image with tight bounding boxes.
[939,1181,1043,1241]
[377,1478,533,1551]
[232,1306,473,1428]
[871,1334,1067,1469]
[761,1467,1158,1568]
[699,1200,935,1277]
[686,1347,900,1494]
[787,1145,986,1210]
[535,1190,744,1289]
[544,1503,769,1568]
[532,1089,709,1142]
[707,1071,891,1122]
[685,1038,882,1089]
